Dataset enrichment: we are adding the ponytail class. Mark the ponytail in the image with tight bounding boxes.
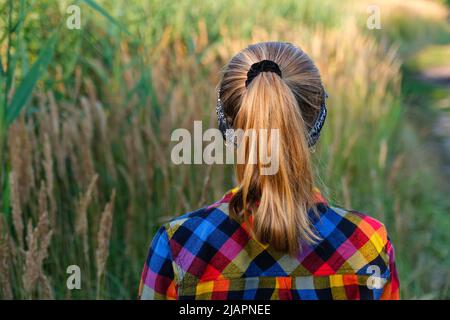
[220,42,324,256]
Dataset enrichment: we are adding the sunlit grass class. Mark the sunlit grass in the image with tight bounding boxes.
[407,44,450,70]
[0,0,449,299]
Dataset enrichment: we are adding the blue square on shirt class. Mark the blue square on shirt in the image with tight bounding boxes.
[297,289,318,300]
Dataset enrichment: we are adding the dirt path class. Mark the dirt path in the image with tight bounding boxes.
[416,65,450,179]
[420,65,450,86]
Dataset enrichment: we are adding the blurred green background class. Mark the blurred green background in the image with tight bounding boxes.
[0,0,449,299]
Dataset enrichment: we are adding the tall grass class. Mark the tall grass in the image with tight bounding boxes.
[0,0,449,299]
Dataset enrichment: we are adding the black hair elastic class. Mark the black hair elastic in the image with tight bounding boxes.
[245,60,282,87]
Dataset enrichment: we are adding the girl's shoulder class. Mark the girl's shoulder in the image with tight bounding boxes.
[324,205,390,246]
[159,193,238,245]
[319,205,393,268]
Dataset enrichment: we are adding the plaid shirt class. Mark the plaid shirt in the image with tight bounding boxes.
[139,188,399,300]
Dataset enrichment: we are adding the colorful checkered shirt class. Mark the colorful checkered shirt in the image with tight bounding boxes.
[139,188,399,300]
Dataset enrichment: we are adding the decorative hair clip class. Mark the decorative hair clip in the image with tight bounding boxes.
[306,92,328,147]
[215,90,237,147]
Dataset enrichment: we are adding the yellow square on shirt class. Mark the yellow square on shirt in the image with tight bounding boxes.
[196,281,214,296]
[330,274,344,287]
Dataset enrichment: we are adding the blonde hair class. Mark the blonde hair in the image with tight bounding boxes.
[218,42,325,255]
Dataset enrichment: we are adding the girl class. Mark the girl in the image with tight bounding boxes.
[139,42,399,300]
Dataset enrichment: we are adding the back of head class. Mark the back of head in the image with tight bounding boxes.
[218,42,326,256]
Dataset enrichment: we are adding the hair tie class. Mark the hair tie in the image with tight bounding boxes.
[245,60,282,87]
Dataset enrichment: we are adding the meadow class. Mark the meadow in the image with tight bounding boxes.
[0,0,449,299]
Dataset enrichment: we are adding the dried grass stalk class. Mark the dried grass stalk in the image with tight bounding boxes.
[22,210,53,299]
[0,215,13,299]
[95,189,116,297]
[38,180,48,221]
[38,274,54,300]
[76,174,98,262]
[43,134,56,228]
[8,117,35,205]
[9,171,24,248]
